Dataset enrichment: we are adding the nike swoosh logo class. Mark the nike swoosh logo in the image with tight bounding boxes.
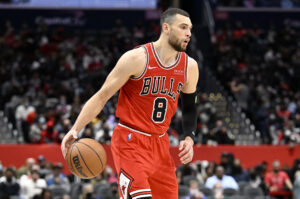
[148,66,157,69]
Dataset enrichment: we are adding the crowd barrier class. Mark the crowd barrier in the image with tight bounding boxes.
[0,144,299,174]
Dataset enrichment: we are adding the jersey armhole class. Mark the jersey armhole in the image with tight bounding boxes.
[184,54,188,83]
[130,45,148,80]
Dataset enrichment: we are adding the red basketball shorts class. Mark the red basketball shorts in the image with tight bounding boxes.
[111,123,178,199]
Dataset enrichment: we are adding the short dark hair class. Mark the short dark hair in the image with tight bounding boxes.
[160,8,190,27]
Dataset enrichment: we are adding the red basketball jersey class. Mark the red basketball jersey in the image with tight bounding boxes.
[116,42,188,135]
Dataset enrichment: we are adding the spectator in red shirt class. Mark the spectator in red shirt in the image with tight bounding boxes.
[40,121,58,144]
[265,160,293,193]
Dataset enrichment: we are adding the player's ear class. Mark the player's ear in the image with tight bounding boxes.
[162,23,170,35]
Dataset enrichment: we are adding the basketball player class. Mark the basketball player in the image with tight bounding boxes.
[61,8,198,199]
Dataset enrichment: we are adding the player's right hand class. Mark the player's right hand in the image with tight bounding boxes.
[61,129,78,158]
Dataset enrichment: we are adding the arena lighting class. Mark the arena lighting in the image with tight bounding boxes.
[0,0,158,9]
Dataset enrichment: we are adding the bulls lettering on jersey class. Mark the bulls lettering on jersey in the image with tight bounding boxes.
[116,42,188,134]
[140,77,183,101]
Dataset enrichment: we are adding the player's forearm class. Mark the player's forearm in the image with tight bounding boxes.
[71,92,106,134]
[181,92,197,142]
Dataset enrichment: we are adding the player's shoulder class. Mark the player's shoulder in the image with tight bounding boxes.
[116,46,147,77]
[187,56,198,68]
[123,46,146,60]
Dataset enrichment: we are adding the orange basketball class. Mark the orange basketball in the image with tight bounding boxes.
[66,138,107,179]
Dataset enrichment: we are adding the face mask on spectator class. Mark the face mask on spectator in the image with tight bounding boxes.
[6,176,12,183]
[250,173,256,180]
[274,168,280,173]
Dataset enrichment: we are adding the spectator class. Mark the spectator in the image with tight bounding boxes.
[33,188,52,199]
[0,162,3,179]
[230,78,249,112]
[219,153,234,175]
[102,182,119,199]
[294,171,300,199]
[177,163,197,180]
[15,97,36,143]
[0,168,20,198]
[37,155,52,179]
[185,179,206,199]
[248,167,262,188]
[231,158,250,182]
[81,126,94,139]
[17,157,36,178]
[211,120,234,145]
[205,166,239,197]
[40,120,59,144]
[98,125,111,144]
[19,164,41,198]
[29,117,45,143]
[79,184,94,199]
[46,163,70,192]
[20,169,47,199]
[203,161,217,182]
[265,160,293,194]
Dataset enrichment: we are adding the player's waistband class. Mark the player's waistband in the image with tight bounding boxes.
[118,123,165,138]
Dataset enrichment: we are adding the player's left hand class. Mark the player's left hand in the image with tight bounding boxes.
[178,136,194,164]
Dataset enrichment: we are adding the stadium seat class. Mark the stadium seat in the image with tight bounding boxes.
[199,187,213,197]
[229,195,246,199]
[178,185,189,197]
[50,186,68,199]
[94,183,110,197]
[238,181,249,195]
[223,188,238,197]
[244,186,264,198]
[69,182,82,199]
[182,175,199,185]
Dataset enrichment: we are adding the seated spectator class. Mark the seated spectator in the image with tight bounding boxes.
[185,179,206,199]
[265,160,293,194]
[29,117,44,143]
[177,162,197,180]
[231,158,250,182]
[17,157,36,178]
[33,188,52,199]
[15,97,36,143]
[37,155,52,179]
[79,184,94,199]
[19,164,41,198]
[203,161,217,182]
[205,166,239,197]
[46,163,70,192]
[40,120,59,144]
[20,169,47,199]
[0,167,20,198]
[102,182,119,199]
[294,171,300,199]
[0,162,3,179]
[219,152,234,175]
[212,120,234,145]
[230,78,249,112]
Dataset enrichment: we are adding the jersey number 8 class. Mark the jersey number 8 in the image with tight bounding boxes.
[152,97,167,123]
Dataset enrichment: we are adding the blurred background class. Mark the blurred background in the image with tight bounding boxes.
[0,0,300,198]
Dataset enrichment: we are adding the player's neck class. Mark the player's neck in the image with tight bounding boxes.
[153,39,179,67]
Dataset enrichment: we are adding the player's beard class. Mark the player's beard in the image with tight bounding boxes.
[168,32,186,52]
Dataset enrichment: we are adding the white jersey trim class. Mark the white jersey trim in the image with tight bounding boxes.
[132,194,152,199]
[150,42,181,70]
[118,123,165,137]
[131,45,148,80]
[130,189,151,195]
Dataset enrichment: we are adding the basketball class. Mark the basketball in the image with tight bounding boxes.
[66,138,107,179]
